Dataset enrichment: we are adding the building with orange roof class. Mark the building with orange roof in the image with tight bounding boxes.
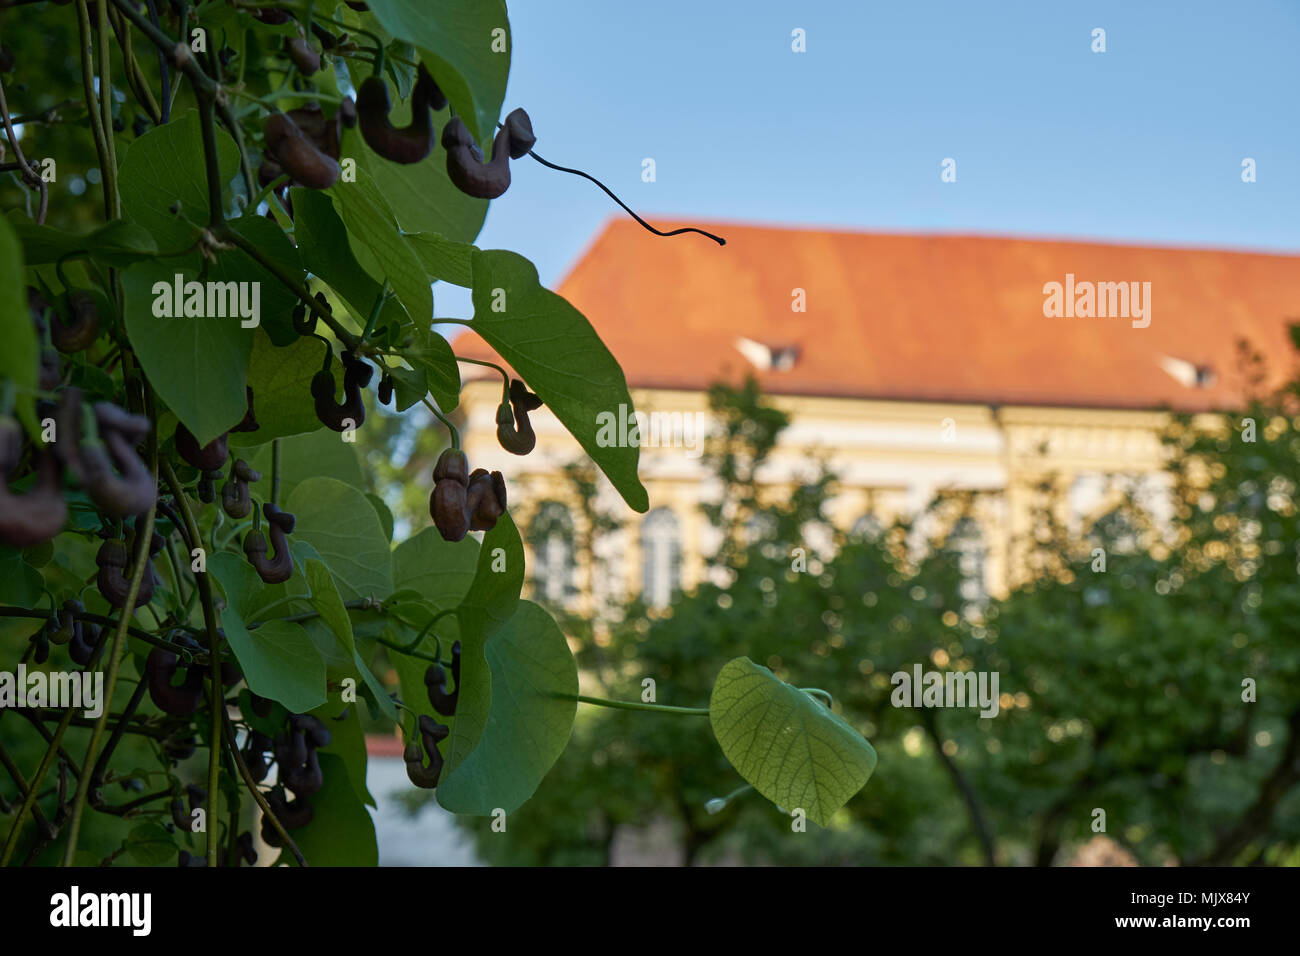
[453,219,1300,608]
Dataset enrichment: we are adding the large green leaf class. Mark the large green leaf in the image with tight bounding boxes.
[229,329,324,446]
[248,428,365,506]
[292,188,409,332]
[439,513,524,787]
[327,170,431,326]
[365,0,510,149]
[209,553,326,713]
[313,700,376,808]
[0,215,36,430]
[470,249,649,512]
[118,109,238,251]
[286,477,394,601]
[220,213,304,347]
[348,128,487,244]
[283,753,377,866]
[121,257,252,446]
[9,218,158,269]
[709,658,878,828]
[393,526,479,606]
[435,600,578,815]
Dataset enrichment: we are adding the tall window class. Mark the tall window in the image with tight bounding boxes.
[641,508,682,608]
[529,502,575,606]
[949,517,987,605]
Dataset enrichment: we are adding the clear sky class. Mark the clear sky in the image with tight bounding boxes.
[437,0,1299,317]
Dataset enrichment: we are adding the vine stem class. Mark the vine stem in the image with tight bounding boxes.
[161,460,224,866]
[421,398,460,449]
[0,708,74,865]
[60,483,159,865]
[220,711,308,866]
[0,76,48,223]
[573,695,710,716]
[95,0,120,218]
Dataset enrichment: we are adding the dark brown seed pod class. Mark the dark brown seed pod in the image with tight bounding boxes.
[80,429,155,518]
[465,468,507,532]
[423,640,460,716]
[96,538,155,608]
[51,290,101,352]
[251,8,291,24]
[356,67,440,165]
[285,35,320,75]
[146,646,205,716]
[504,108,536,158]
[197,472,216,504]
[69,619,102,667]
[175,423,228,473]
[171,796,191,831]
[49,598,82,646]
[338,96,357,128]
[442,117,512,199]
[404,715,449,789]
[264,111,339,190]
[377,374,394,406]
[496,379,542,455]
[290,714,332,749]
[236,831,258,866]
[430,480,470,542]
[220,458,261,519]
[433,448,469,485]
[243,502,295,584]
[311,352,371,431]
[0,419,67,548]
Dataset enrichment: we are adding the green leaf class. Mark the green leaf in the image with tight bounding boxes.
[365,0,510,149]
[292,188,409,332]
[121,257,251,446]
[0,215,36,431]
[248,429,365,505]
[214,605,326,714]
[365,493,394,542]
[284,753,377,866]
[304,558,356,663]
[435,601,578,815]
[385,363,429,413]
[0,547,44,606]
[349,130,487,245]
[313,700,376,808]
[393,526,479,606]
[470,248,649,512]
[286,477,394,601]
[221,213,304,347]
[406,233,474,288]
[403,327,460,411]
[125,823,177,866]
[709,658,878,828]
[326,170,431,326]
[83,220,160,267]
[9,218,158,268]
[209,553,327,713]
[229,328,324,446]
[118,109,238,251]
[440,513,524,784]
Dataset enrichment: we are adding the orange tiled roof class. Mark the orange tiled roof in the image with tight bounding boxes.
[453,220,1300,411]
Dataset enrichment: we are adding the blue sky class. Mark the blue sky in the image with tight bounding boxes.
[439,0,1299,316]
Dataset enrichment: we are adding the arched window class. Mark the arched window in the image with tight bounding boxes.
[948,517,987,605]
[529,502,575,606]
[641,508,682,608]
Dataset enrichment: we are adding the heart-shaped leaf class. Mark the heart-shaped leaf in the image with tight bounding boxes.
[435,600,578,815]
[709,658,878,827]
